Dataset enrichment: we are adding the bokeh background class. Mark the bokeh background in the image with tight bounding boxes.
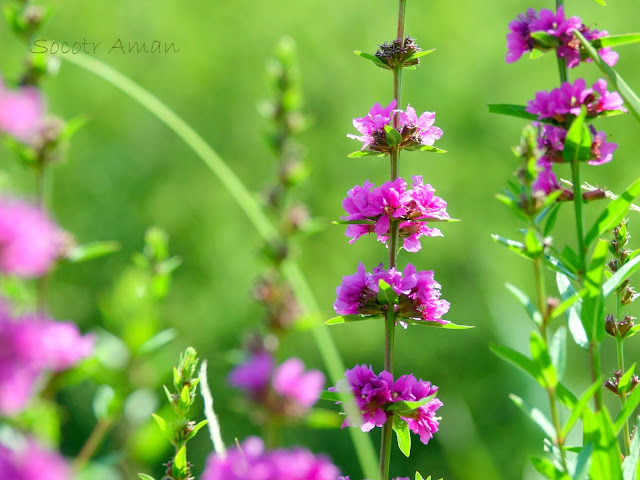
[2,0,640,478]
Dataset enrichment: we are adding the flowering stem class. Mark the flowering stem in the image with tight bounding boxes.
[379,416,394,480]
[616,295,631,454]
[397,0,407,40]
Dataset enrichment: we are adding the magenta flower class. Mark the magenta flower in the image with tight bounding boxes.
[505,7,619,68]
[330,365,442,445]
[334,263,449,324]
[537,123,618,166]
[273,358,325,408]
[0,302,94,414]
[527,78,625,122]
[532,159,560,195]
[228,350,273,394]
[0,438,71,480]
[0,197,68,278]
[342,176,448,252]
[348,102,442,154]
[0,78,44,143]
[202,436,340,480]
[228,353,324,416]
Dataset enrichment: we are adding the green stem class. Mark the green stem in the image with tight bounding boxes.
[616,295,631,454]
[379,415,394,480]
[73,418,113,472]
[57,51,379,480]
[533,258,569,472]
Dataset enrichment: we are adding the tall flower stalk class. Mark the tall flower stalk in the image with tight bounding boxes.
[327,2,470,479]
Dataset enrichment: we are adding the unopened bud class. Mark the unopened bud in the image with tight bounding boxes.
[605,314,617,337]
[583,188,606,202]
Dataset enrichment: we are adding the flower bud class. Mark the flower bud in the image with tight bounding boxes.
[605,314,617,337]
[375,37,422,69]
[582,188,606,202]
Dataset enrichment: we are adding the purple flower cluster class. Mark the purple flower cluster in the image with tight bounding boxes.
[0,197,68,278]
[348,100,442,154]
[228,352,324,416]
[0,301,94,414]
[0,438,70,480]
[331,365,442,445]
[506,7,618,68]
[0,78,44,143]
[342,176,449,252]
[526,78,625,122]
[202,436,340,480]
[334,263,449,324]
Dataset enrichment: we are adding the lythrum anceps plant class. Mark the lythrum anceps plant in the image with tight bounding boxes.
[490,0,640,478]
[321,1,471,479]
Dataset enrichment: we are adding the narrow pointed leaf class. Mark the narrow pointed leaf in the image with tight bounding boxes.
[585,178,640,247]
[576,30,640,124]
[618,363,636,396]
[488,104,541,122]
[549,327,567,381]
[353,50,389,69]
[593,34,640,49]
[614,386,640,434]
[348,150,386,158]
[561,377,602,439]
[581,240,608,342]
[509,394,556,439]
[505,283,542,326]
[529,32,560,48]
[66,241,121,263]
[622,417,640,480]
[584,410,623,479]
[530,456,569,479]
[172,445,188,478]
[377,279,397,305]
[530,331,557,389]
[415,145,447,154]
[325,314,382,325]
[386,395,437,414]
[562,105,591,164]
[393,416,411,457]
[415,474,425,480]
[603,253,640,298]
[491,234,530,261]
[138,475,156,480]
[401,318,473,329]
[407,49,436,60]
[573,443,593,480]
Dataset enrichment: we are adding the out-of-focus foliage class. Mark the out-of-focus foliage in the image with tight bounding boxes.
[2,1,640,479]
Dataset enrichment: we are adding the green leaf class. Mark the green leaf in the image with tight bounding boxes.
[560,246,581,274]
[530,331,557,389]
[331,219,375,225]
[573,443,593,480]
[406,49,436,60]
[530,32,560,49]
[66,241,121,263]
[415,474,425,480]
[581,240,608,342]
[549,327,567,381]
[152,413,174,443]
[488,104,542,122]
[353,50,389,69]
[401,318,473,329]
[618,363,636,396]
[393,416,411,457]
[591,0,606,5]
[139,328,177,355]
[325,314,382,325]
[510,394,556,439]
[490,343,577,409]
[622,417,640,480]
[530,456,568,479]
[384,125,402,148]
[603,253,640,298]
[319,390,347,403]
[562,105,591,164]
[59,114,88,141]
[386,395,437,414]
[305,408,342,429]
[561,377,602,439]
[491,234,530,261]
[542,203,562,236]
[172,445,188,478]
[584,410,623,480]
[614,386,640,434]
[576,30,640,124]
[377,279,397,305]
[529,48,547,60]
[548,291,581,323]
[185,419,209,441]
[413,144,447,154]
[505,283,543,326]
[545,254,578,280]
[585,178,640,247]
[557,272,589,350]
[178,385,191,412]
[138,475,156,480]
[347,150,386,158]
[524,228,545,258]
[593,34,640,49]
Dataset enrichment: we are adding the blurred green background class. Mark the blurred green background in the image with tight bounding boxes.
[2,0,640,478]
